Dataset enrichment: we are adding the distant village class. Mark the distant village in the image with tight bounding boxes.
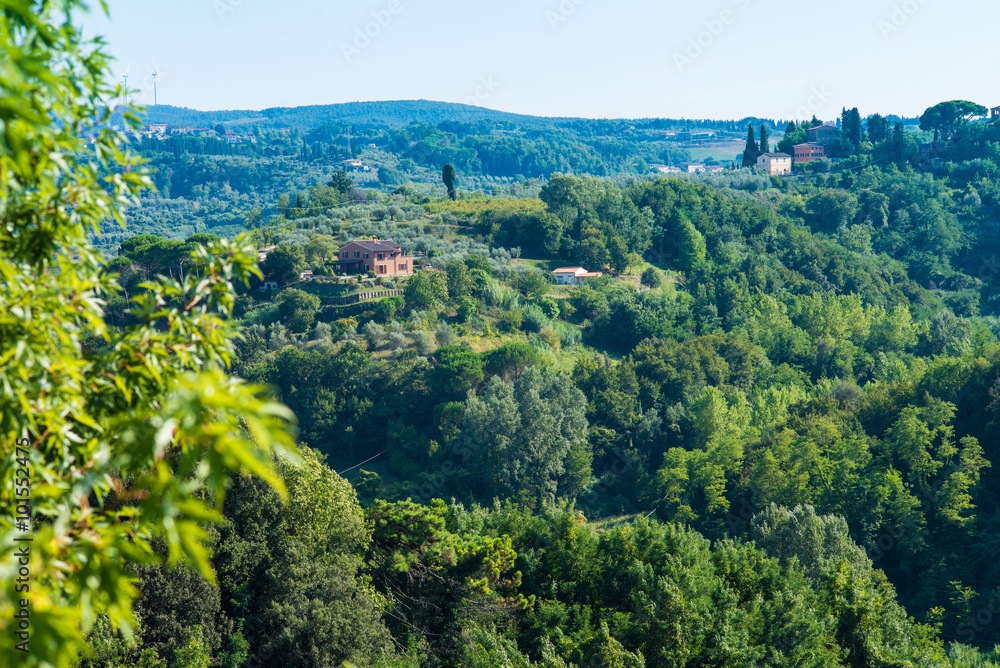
[127,123,259,144]
[651,122,839,177]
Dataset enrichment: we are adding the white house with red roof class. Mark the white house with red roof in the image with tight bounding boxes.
[553,266,603,285]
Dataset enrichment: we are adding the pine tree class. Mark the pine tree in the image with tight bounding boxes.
[785,121,797,135]
[742,124,759,168]
[760,124,770,155]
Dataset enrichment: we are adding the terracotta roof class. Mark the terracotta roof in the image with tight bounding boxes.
[761,152,791,158]
[553,267,586,274]
[341,240,403,253]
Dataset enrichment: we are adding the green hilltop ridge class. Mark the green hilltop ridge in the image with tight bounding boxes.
[141,99,789,131]
[142,99,579,129]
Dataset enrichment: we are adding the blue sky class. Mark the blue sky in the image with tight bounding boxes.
[84,0,998,120]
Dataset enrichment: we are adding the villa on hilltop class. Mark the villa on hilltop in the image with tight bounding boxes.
[338,239,413,276]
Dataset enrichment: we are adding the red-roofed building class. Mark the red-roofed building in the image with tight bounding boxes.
[793,143,825,164]
[338,239,413,276]
[553,266,603,285]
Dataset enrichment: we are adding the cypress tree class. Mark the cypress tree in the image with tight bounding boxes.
[442,163,457,200]
[742,124,759,168]
[760,124,770,155]
[849,108,862,148]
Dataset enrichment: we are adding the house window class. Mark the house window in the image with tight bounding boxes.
[342,251,347,258]
[364,253,369,259]
[354,251,360,258]
[399,264,406,271]
[378,253,384,260]
[365,264,370,271]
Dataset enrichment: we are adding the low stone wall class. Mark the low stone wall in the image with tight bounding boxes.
[319,289,404,307]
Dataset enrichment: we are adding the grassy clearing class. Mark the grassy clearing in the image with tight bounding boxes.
[683,140,745,163]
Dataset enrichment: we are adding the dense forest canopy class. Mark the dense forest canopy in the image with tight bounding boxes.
[7,3,1000,668]
[82,91,1000,666]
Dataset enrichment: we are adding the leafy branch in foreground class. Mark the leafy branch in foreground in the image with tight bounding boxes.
[0,3,296,665]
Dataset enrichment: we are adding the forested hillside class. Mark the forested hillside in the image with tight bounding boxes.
[141,100,752,132]
[78,100,1000,666]
[8,3,1000,668]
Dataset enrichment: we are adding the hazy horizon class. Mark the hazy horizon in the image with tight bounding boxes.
[120,98,926,124]
[84,0,997,122]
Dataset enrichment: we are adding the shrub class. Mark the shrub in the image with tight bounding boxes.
[374,296,403,323]
[412,330,435,355]
[362,322,386,348]
[387,332,408,349]
[436,322,457,347]
[405,270,449,308]
[457,296,479,322]
[641,267,663,288]
[522,304,550,333]
[240,303,280,327]
[553,322,582,348]
[276,288,321,334]
[501,309,524,332]
[340,325,358,343]
[539,327,561,353]
[268,323,292,350]
[515,269,552,301]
